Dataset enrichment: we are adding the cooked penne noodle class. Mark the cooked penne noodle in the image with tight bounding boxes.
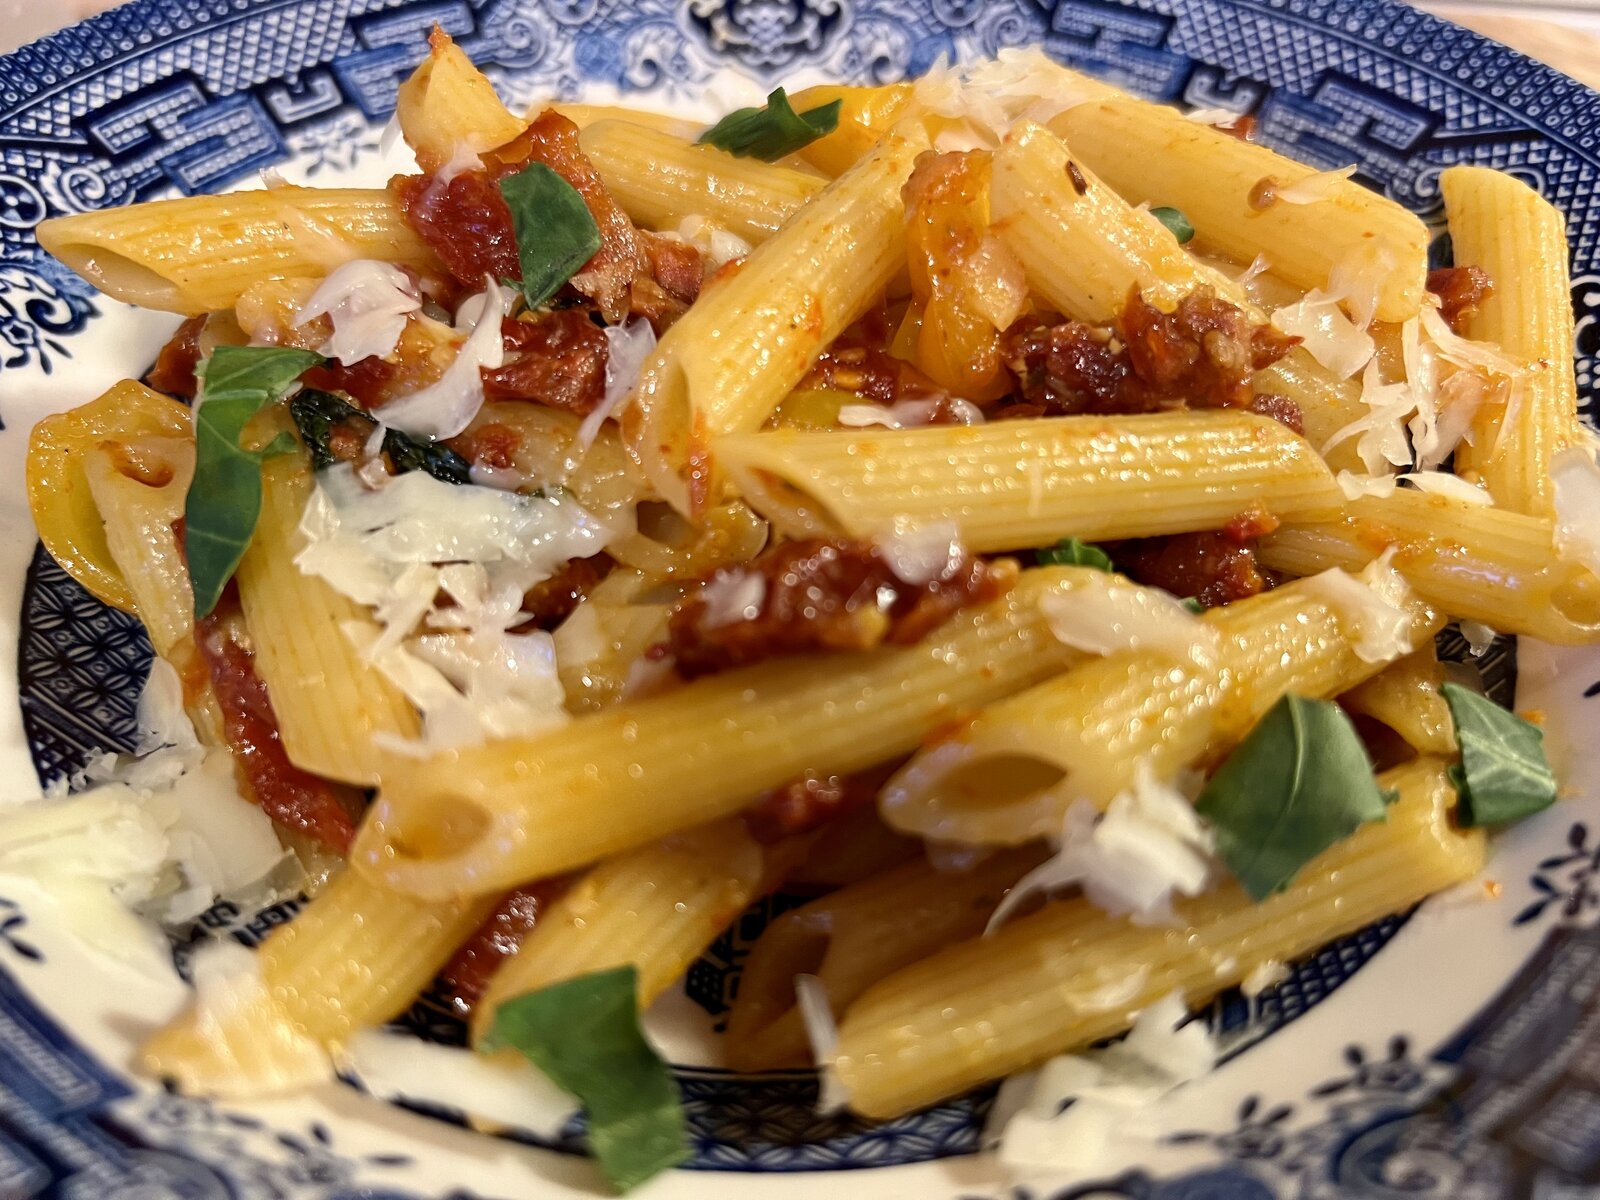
[724,846,1045,1070]
[785,83,915,176]
[35,189,440,314]
[462,401,649,516]
[552,103,700,138]
[1259,489,1600,643]
[882,576,1441,845]
[1441,165,1581,517]
[786,807,921,887]
[1051,101,1429,322]
[470,817,799,1044]
[621,123,928,512]
[1339,645,1455,757]
[353,567,1121,897]
[1253,349,1367,473]
[836,758,1485,1117]
[235,456,421,786]
[718,412,1344,548]
[395,29,526,168]
[990,121,1248,321]
[578,120,825,242]
[143,869,495,1095]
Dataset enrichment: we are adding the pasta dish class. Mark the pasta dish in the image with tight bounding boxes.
[14,32,1599,1192]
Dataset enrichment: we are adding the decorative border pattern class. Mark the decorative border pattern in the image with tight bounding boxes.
[2,0,1599,1193]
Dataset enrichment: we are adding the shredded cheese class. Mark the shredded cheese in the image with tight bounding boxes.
[1041,585,1219,662]
[294,259,421,365]
[376,277,510,440]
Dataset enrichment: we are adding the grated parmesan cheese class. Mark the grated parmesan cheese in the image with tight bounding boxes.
[1040,584,1219,663]
[673,215,752,270]
[1552,445,1600,579]
[794,974,848,1115]
[1323,359,1412,473]
[1300,552,1416,663]
[837,398,985,429]
[1272,289,1374,379]
[1398,471,1493,506]
[875,517,964,585]
[577,319,656,449]
[1275,164,1356,204]
[375,277,510,441]
[294,259,421,366]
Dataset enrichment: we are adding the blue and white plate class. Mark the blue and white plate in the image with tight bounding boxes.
[2,2,1600,1197]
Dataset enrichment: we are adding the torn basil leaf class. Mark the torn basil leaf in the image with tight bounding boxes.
[1150,206,1195,244]
[486,965,687,1193]
[1036,538,1114,571]
[186,346,324,618]
[1197,694,1391,899]
[698,88,842,161]
[1442,682,1558,826]
[499,162,602,309]
[289,389,472,485]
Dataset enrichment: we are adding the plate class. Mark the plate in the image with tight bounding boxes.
[2,1,1600,1197]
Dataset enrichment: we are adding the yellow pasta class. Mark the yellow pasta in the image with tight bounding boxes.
[990,121,1248,321]
[1339,646,1456,757]
[578,120,825,242]
[1259,489,1600,642]
[724,846,1044,1070]
[143,869,495,1095]
[395,29,526,169]
[718,412,1344,548]
[882,575,1442,845]
[1052,101,1429,322]
[1253,349,1368,473]
[235,455,420,786]
[621,122,928,512]
[353,567,1125,898]
[836,758,1485,1117]
[1441,165,1582,516]
[36,188,440,314]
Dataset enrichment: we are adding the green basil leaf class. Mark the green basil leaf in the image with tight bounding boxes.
[1196,694,1390,899]
[1151,206,1195,244]
[698,88,842,161]
[499,162,602,310]
[186,346,324,618]
[1035,538,1115,571]
[486,966,687,1193]
[289,388,472,485]
[1441,682,1557,826]
[1182,597,1206,614]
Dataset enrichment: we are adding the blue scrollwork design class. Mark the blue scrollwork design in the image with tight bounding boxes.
[1517,821,1600,926]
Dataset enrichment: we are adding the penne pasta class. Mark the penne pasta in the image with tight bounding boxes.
[1253,349,1368,473]
[1339,646,1456,757]
[578,120,825,242]
[1441,165,1582,517]
[621,122,928,512]
[235,455,421,786]
[881,575,1442,845]
[717,412,1345,548]
[36,188,440,314]
[990,121,1248,322]
[395,28,527,169]
[353,567,1125,898]
[143,868,495,1095]
[1051,101,1429,322]
[723,846,1045,1070]
[836,758,1486,1117]
[1258,489,1600,643]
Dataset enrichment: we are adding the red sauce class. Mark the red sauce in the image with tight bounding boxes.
[194,594,358,855]
[145,315,207,400]
[483,311,609,412]
[435,877,572,1018]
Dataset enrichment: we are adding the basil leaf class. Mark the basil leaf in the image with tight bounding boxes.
[289,389,472,485]
[1182,597,1206,614]
[499,162,603,309]
[698,88,842,161]
[1036,538,1114,571]
[186,346,324,618]
[486,966,687,1193]
[1442,682,1557,826]
[1150,206,1195,244]
[1196,694,1390,899]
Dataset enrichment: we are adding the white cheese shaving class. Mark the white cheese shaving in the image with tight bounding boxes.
[1300,553,1415,663]
[1326,241,1393,331]
[577,319,656,449]
[376,277,509,441]
[379,111,405,158]
[1398,471,1492,506]
[1235,253,1272,286]
[1273,288,1375,379]
[955,230,1028,330]
[673,215,751,270]
[1458,620,1496,657]
[987,759,1213,933]
[1552,445,1600,579]
[876,517,963,585]
[435,140,487,185]
[794,973,847,1115]
[1336,470,1399,500]
[1275,164,1356,204]
[837,398,984,429]
[1323,359,1413,473]
[697,571,766,628]
[343,1028,578,1138]
[184,940,334,1097]
[1040,585,1219,662]
[1183,106,1244,125]
[295,260,421,365]
[297,465,612,754]
[990,992,1214,1174]
[911,47,1104,147]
